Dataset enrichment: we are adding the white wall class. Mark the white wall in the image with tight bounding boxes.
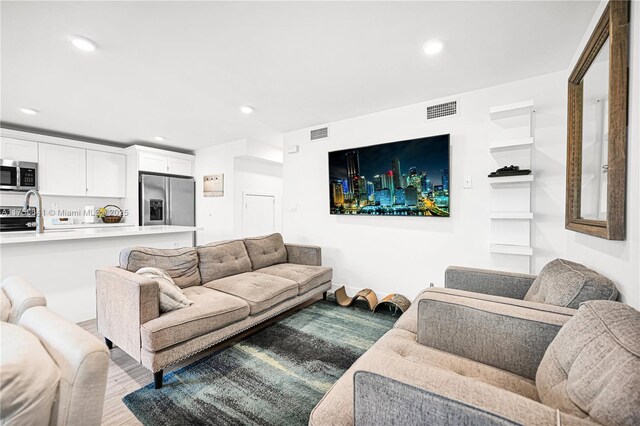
[282,7,639,307]
[195,138,283,244]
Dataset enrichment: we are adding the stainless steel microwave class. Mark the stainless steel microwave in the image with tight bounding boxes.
[0,160,38,191]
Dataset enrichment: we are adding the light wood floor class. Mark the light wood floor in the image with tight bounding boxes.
[79,296,321,425]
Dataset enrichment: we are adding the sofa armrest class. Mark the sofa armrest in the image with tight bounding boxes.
[417,291,575,380]
[95,267,159,362]
[19,306,109,426]
[354,371,590,426]
[1,276,47,324]
[445,266,537,299]
[285,243,322,266]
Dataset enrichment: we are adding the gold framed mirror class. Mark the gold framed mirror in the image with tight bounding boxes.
[566,0,629,240]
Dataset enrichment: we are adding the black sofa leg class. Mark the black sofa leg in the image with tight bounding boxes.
[323,291,327,301]
[105,338,113,350]
[154,370,164,389]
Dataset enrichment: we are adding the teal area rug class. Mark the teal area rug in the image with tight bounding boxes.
[123,297,398,425]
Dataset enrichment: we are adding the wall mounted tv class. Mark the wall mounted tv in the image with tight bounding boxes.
[329,134,450,217]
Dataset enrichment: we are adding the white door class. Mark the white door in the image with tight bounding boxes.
[0,137,38,162]
[86,150,126,197]
[167,156,193,176]
[138,152,168,174]
[242,194,275,237]
[38,143,86,196]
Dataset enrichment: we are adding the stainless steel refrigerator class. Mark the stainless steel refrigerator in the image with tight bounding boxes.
[140,174,195,226]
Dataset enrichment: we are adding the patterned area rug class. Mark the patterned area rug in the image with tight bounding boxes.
[123,296,398,425]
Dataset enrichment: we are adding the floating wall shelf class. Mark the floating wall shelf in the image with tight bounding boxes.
[489,99,534,120]
[489,137,534,151]
[490,244,533,256]
[489,212,533,220]
[489,174,534,185]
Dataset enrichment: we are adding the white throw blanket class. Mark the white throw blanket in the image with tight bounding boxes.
[136,267,194,313]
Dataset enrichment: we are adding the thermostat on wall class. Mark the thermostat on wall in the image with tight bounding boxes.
[203,174,224,197]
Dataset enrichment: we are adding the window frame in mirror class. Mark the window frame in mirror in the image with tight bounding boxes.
[566,0,629,240]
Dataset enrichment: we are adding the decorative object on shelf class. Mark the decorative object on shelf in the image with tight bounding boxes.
[334,286,378,311]
[488,165,531,178]
[83,205,97,224]
[97,205,123,223]
[373,294,411,315]
[566,0,629,240]
[203,174,224,197]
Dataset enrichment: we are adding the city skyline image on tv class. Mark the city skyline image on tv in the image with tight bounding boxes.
[329,134,450,217]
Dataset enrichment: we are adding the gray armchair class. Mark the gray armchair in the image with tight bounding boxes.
[311,290,640,426]
[444,259,618,308]
[353,299,639,426]
[395,259,618,335]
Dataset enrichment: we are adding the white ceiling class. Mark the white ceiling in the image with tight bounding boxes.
[1,1,598,151]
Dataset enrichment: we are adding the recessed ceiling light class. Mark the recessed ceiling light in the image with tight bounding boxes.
[240,106,254,114]
[154,136,165,142]
[70,35,97,52]
[423,39,444,56]
[19,107,38,115]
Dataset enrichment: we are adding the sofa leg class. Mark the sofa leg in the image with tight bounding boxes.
[105,338,113,350]
[323,291,328,301]
[154,370,164,389]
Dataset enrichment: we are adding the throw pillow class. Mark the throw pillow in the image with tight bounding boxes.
[136,267,194,313]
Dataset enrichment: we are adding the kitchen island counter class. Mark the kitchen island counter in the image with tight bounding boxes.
[0,225,200,245]
[1,226,198,322]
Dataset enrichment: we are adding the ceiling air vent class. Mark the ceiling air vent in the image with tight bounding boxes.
[310,127,329,141]
[426,100,458,121]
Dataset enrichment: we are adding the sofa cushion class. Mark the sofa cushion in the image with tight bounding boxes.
[0,322,60,425]
[255,263,332,295]
[197,240,252,282]
[203,272,297,315]
[536,301,640,425]
[120,246,200,288]
[379,328,538,400]
[243,233,287,270]
[524,259,617,308]
[141,286,250,352]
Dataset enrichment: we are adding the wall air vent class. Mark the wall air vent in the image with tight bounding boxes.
[426,100,458,121]
[310,127,329,141]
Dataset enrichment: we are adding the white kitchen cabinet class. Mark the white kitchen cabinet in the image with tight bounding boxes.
[86,150,126,197]
[0,137,38,162]
[139,151,168,174]
[167,157,193,176]
[38,143,87,196]
[137,150,193,176]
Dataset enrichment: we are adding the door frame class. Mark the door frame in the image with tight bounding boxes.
[242,192,276,236]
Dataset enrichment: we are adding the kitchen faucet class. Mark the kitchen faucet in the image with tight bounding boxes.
[22,189,44,234]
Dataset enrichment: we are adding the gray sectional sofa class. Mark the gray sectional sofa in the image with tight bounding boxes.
[96,233,332,388]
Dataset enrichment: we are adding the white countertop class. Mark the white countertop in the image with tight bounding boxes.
[0,225,200,245]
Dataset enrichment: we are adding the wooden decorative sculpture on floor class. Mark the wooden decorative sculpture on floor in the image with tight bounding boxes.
[334,286,411,314]
[373,294,411,315]
[334,286,379,311]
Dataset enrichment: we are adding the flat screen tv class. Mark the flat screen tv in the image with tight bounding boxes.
[328,134,450,217]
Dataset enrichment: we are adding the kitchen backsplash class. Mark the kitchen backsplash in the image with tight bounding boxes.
[0,193,130,225]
